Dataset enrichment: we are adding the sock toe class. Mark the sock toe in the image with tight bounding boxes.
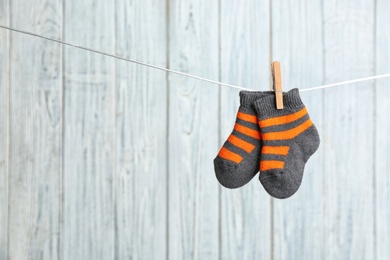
[214,157,257,188]
[259,170,302,199]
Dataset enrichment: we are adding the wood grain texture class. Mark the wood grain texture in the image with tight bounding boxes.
[375,0,390,258]
[168,0,219,259]
[219,1,271,259]
[3,1,389,259]
[63,1,115,259]
[8,1,62,259]
[322,1,375,259]
[271,1,325,259]
[0,0,9,259]
[114,0,167,259]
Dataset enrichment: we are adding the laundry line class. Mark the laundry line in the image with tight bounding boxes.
[1,25,390,93]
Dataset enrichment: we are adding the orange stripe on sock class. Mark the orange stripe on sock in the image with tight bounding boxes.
[262,119,313,141]
[237,111,258,124]
[218,147,243,164]
[262,146,290,156]
[260,160,285,171]
[259,107,308,128]
[228,135,255,153]
[234,123,261,140]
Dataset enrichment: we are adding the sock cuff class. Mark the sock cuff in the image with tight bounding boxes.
[239,90,274,109]
[252,88,304,116]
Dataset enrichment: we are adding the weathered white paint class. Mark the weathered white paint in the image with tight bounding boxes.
[271,1,325,259]
[63,1,115,259]
[8,0,62,259]
[168,0,219,259]
[375,1,390,259]
[1,1,389,259]
[219,1,272,259]
[0,0,9,259]
[114,0,168,259]
[322,1,375,259]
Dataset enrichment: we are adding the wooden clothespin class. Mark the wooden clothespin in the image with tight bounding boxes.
[272,61,284,109]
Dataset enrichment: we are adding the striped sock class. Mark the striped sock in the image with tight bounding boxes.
[214,91,273,188]
[253,88,320,199]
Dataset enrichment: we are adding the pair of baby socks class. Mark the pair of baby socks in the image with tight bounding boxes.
[214,88,320,199]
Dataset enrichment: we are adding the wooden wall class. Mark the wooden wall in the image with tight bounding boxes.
[0,0,389,259]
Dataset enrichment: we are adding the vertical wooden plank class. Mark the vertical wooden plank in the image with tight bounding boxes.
[168,0,219,259]
[0,0,9,259]
[114,0,167,259]
[63,2,115,259]
[8,0,62,259]
[219,1,271,259]
[271,1,325,259]
[375,0,390,258]
[322,1,375,259]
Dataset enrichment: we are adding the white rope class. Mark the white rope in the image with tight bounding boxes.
[1,25,390,93]
[299,73,390,92]
[0,25,251,91]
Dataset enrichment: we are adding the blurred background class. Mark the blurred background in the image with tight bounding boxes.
[0,0,389,259]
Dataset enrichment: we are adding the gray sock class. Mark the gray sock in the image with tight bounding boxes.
[253,88,320,198]
[214,91,273,188]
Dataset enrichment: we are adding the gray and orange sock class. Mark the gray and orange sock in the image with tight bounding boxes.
[214,91,272,188]
[253,88,320,199]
